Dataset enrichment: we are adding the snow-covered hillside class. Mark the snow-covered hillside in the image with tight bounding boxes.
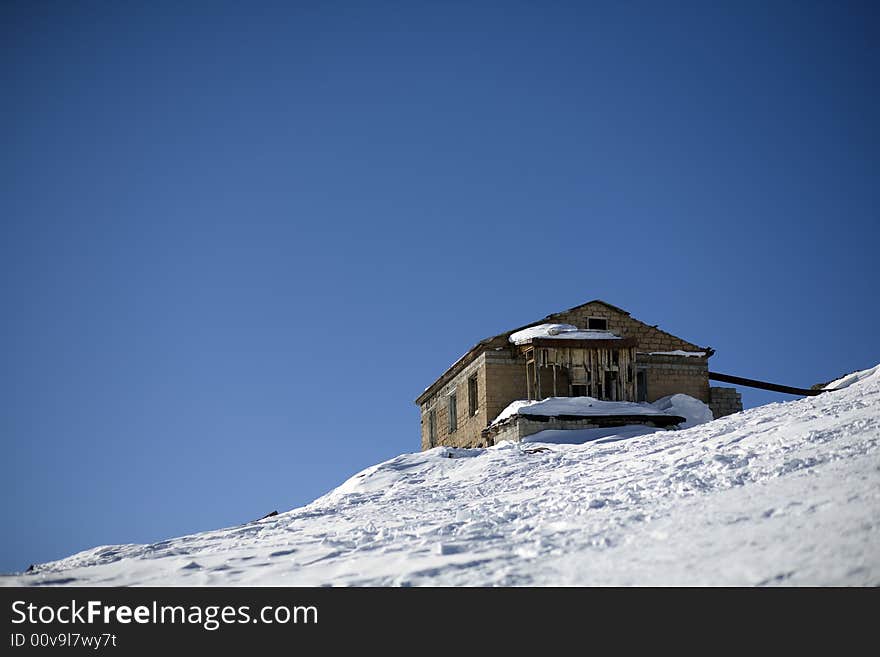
[5,366,880,586]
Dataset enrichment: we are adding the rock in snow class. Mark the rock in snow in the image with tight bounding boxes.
[4,366,880,586]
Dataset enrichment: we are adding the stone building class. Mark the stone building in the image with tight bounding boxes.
[415,299,742,450]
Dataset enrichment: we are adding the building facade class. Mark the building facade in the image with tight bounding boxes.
[415,300,742,450]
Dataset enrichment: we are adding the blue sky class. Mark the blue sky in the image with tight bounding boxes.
[2,1,878,572]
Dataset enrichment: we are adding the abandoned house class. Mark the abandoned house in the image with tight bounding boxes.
[415,299,743,450]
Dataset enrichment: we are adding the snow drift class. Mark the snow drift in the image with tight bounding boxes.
[4,366,879,587]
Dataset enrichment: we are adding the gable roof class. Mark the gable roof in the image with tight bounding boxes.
[552,298,631,317]
[414,299,706,406]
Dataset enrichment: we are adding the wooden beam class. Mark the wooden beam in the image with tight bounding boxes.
[528,337,638,349]
[708,371,826,396]
[525,360,532,400]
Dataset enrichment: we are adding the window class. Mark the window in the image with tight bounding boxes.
[571,384,587,397]
[612,350,620,366]
[636,371,647,402]
[428,410,436,447]
[448,393,457,432]
[468,375,478,416]
[588,317,608,331]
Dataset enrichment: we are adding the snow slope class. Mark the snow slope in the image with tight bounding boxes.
[4,366,880,587]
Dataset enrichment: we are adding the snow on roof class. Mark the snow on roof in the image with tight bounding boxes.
[509,323,621,345]
[641,350,707,357]
[491,396,676,425]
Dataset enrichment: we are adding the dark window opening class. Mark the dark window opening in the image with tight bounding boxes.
[541,349,548,365]
[428,410,436,447]
[468,375,478,416]
[588,317,608,331]
[571,384,587,397]
[636,371,647,402]
[612,350,620,366]
[448,393,457,432]
[604,371,618,401]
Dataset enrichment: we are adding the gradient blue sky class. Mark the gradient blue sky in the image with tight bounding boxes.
[2,1,878,572]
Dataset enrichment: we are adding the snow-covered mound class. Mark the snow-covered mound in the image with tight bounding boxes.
[5,365,880,587]
[650,393,715,428]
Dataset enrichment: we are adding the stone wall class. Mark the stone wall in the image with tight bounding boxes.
[419,353,489,450]
[638,355,710,403]
[551,302,702,353]
[483,353,530,432]
[709,386,743,419]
